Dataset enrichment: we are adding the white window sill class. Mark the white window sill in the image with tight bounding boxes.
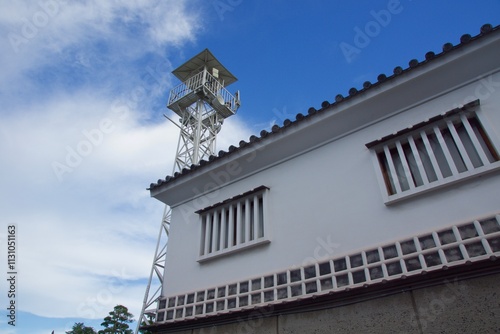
[383,161,500,205]
[198,237,271,263]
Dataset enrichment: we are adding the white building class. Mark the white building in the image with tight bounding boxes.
[145,23,500,333]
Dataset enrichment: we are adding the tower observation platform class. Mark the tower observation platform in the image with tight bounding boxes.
[167,49,240,120]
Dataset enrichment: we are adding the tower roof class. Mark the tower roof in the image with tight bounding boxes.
[171,48,238,86]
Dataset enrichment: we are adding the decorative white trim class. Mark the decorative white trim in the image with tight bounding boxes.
[156,213,500,324]
[198,238,270,263]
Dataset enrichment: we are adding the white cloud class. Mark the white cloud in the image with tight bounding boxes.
[0,0,200,97]
[0,0,249,322]
[2,0,200,52]
[0,0,256,322]
[0,93,172,317]
[0,91,253,319]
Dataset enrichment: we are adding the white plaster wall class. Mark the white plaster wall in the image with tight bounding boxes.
[162,71,500,297]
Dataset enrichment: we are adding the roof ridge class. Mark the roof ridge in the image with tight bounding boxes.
[149,23,499,191]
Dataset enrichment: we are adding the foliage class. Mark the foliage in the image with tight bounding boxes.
[138,322,153,334]
[137,312,156,334]
[65,322,97,334]
[97,305,134,334]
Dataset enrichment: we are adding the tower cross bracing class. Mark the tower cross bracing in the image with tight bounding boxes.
[136,49,240,333]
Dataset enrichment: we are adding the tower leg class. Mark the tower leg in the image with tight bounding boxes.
[136,206,170,333]
[137,101,226,333]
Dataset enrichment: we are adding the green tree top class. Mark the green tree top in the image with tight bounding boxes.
[65,322,97,334]
[98,304,134,334]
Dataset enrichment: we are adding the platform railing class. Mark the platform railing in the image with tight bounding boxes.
[168,69,239,116]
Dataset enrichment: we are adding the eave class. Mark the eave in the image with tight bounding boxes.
[149,24,500,207]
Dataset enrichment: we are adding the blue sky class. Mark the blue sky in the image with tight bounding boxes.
[0,1,499,333]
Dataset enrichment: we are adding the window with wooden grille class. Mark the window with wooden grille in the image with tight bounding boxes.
[367,100,500,203]
[197,186,270,261]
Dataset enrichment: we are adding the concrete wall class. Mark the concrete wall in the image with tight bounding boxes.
[162,69,500,297]
[162,273,500,334]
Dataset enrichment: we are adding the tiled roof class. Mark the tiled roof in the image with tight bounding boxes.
[149,23,499,191]
[194,185,268,214]
[364,99,480,148]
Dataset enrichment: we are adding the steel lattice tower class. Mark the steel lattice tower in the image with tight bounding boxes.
[136,49,240,333]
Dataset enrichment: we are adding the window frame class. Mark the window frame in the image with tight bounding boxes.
[196,186,270,262]
[367,100,500,204]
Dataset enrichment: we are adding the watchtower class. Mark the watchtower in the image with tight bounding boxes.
[167,49,240,169]
[137,49,240,332]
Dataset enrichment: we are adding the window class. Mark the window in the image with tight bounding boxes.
[367,100,500,203]
[197,186,270,261]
